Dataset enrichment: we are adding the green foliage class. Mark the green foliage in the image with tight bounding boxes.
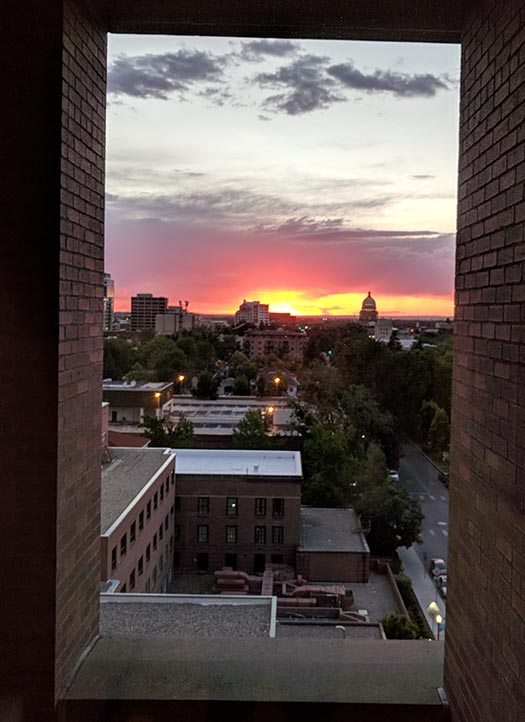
[418,400,439,443]
[381,614,419,640]
[140,415,195,448]
[428,406,450,455]
[193,371,219,399]
[358,442,389,490]
[354,482,424,556]
[103,338,135,379]
[232,374,251,396]
[232,409,273,449]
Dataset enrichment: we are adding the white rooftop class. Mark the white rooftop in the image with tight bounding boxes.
[171,448,302,477]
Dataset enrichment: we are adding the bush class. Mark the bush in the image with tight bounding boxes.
[381,614,419,640]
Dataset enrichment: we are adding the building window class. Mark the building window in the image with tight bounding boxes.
[130,521,136,545]
[154,492,158,510]
[120,533,127,556]
[146,544,151,563]
[160,485,164,502]
[169,535,174,551]
[272,526,284,545]
[146,501,151,520]
[139,510,144,531]
[121,584,127,593]
[272,498,285,517]
[111,546,117,571]
[170,504,174,516]
[254,526,266,544]
[197,525,208,543]
[165,479,169,495]
[129,569,135,591]
[164,515,169,531]
[175,524,180,540]
[159,523,163,541]
[226,497,238,516]
[197,497,209,515]
[255,498,266,516]
[175,496,181,511]
[171,469,175,485]
[153,533,157,551]
[138,556,144,576]
[159,551,163,568]
[226,526,237,544]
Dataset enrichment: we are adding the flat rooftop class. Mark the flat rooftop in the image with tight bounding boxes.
[103,380,173,391]
[299,507,369,553]
[276,622,384,640]
[171,448,302,477]
[100,595,273,638]
[101,448,172,533]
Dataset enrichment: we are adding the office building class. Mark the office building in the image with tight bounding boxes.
[131,293,168,331]
[103,273,115,331]
[234,300,270,326]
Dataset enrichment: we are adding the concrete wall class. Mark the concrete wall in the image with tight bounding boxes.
[445,1,525,720]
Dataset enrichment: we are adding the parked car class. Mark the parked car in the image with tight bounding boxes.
[436,574,448,598]
[388,469,400,482]
[430,558,448,577]
[439,471,449,488]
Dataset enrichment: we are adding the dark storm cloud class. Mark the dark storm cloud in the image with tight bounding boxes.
[327,62,449,97]
[255,55,344,115]
[239,39,299,61]
[108,50,229,99]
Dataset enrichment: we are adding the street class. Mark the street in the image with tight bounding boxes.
[398,442,449,566]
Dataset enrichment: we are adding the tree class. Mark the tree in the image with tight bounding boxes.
[193,371,219,399]
[358,442,389,490]
[232,374,251,396]
[428,406,450,456]
[103,338,135,379]
[387,330,402,351]
[418,400,439,443]
[354,482,424,556]
[232,409,272,449]
[140,415,195,448]
[381,614,418,640]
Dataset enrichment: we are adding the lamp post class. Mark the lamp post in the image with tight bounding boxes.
[154,391,161,420]
[426,601,441,639]
[273,376,281,396]
[177,374,185,394]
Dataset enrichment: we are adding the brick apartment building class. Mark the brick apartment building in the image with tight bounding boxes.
[243,330,307,359]
[101,448,176,593]
[5,2,525,721]
[172,449,302,573]
[130,293,168,331]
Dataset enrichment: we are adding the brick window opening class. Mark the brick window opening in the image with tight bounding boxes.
[170,504,174,516]
[160,485,164,502]
[164,515,168,531]
[154,492,158,510]
[146,544,151,563]
[120,584,127,593]
[197,497,209,515]
[169,535,174,551]
[130,521,136,545]
[138,556,144,576]
[197,525,209,543]
[146,500,151,520]
[255,498,266,516]
[159,523,163,541]
[255,526,266,544]
[120,533,127,556]
[226,497,238,516]
[111,546,117,571]
[129,569,135,591]
[272,526,284,545]
[153,533,157,551]
[138,510,144,531]
[272,498,285,517]
[226,525,237,544]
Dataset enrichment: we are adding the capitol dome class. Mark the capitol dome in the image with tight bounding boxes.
[362,291,376,310]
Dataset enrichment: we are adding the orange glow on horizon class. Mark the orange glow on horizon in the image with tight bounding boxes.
[115,290,454,318]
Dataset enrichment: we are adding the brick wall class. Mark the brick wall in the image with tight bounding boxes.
[445,1,525,720]
[296,551,370,583]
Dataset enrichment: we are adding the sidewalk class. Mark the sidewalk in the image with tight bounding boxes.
[397,546,446,640]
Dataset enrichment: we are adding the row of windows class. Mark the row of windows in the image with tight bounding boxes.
[196,525,284,545]
[119,537,174,592]
[195,497,285,517]
[112,510,172,571]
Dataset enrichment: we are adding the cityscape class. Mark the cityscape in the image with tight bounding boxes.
[6,4,525,722]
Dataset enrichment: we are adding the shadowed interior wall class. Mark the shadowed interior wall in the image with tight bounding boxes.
[445,1,525,720]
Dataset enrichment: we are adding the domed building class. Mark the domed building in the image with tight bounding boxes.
[359,291,378,325]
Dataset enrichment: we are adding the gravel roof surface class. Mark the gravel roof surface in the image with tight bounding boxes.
[277,624,383,639]
[101,448,172,532]
[299,507,368,552]
[100,601,271,637]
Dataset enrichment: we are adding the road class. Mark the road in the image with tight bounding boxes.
[398,443,449,571]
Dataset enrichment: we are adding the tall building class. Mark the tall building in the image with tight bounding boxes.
[359,292,378,325]
[130,293,168,331]
[234,299,270,326]
[155,305,196,335]
[103,273,115,331]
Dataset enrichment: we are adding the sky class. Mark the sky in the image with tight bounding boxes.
[106,35,461,317]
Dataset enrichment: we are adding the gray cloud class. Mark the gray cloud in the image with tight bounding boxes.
[255,55,344,115]
[108,50,229,99]
[327,62,449,97]
[239,39,299,61]
[412,174,435,180]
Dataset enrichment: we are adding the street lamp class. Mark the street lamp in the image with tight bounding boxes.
[426,601,441,639]
[177,374,185,394]
[273,376,281,396]
[154,391,161,419]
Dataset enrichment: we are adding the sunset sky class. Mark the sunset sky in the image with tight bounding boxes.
[106,35,461,317]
